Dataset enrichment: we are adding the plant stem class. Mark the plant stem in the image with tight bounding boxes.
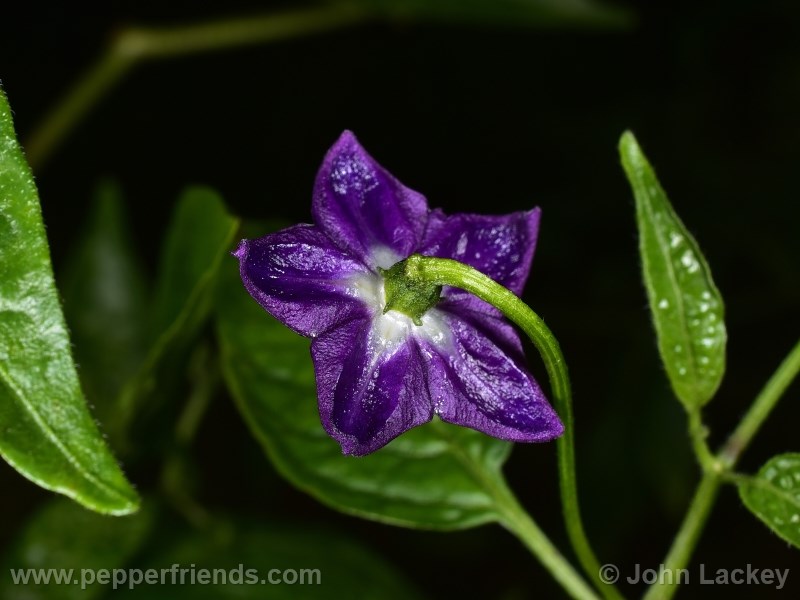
[176,344,220,445]
[25,51,133,172]
[492,477,602,600]
[719,337,800,468]
[687,410,719,473]
[160,344,220,529]
[406,255,622,600]
[641,473,721,600]
[24,5,368,170]
[643,336,800,600]
[431,420,600,600]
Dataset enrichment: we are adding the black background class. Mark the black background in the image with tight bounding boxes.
[1,1,799,598]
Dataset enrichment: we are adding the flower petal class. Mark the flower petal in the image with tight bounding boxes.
[236,224,371,338]
[423,311,563,442]
[420,207,541,295]
[312,317,433,455]
[312,131,429,268]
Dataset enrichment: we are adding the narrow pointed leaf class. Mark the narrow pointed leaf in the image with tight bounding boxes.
[739,453,800,549]
[0,88,138,514]
[619,131,727,409]
[216,262,511,530]
[0,498,153,599]
[60,181,148,426]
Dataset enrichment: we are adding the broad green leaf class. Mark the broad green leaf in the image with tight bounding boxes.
[60,181,148,426]
[345,0,631,28]
[739,453,800,549]
[117,520,424,599]
[0,88,139,514]
[216,265,511,529]
[619,131,727,409]
[0,498,153,600]
[115,187,239,438]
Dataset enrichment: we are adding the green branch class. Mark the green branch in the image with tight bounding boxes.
[643,336,800,600]
[493,477,602,600]
[24,5,369,169]
[404,254,623,600]
[719,337,800,467]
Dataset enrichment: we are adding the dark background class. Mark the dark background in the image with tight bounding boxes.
[1,1,799,598]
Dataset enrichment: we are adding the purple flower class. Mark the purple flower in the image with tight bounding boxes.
[235,131,564,455]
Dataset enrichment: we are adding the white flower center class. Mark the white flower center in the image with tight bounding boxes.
[347,256,450,352]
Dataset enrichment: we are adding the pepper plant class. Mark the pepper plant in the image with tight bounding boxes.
[1,5,798,600]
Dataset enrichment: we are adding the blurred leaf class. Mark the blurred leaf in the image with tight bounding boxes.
[115,187,239,439]
[117,520,424,599]
[0,88,138,514]
[619,131,727,410]
[216,263,511,529]
[0,497,153,600]
[343,0,631,28]
[148,187,239,342]
[60,181,148,425]
[739,453,800,549]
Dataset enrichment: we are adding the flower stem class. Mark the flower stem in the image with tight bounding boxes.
[492,477,602,600]
[432,420,600,600]
[406,255,622,600]
[24,5,369,170]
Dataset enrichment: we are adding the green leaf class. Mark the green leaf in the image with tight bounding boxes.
[346,0,632,28]
[739,453,800,549]
[117,520,424,599]
[0,87,139,514]
[115,187,239,438]
[60,181,148,426]
[0,498,154,600]
[148,187,239,343]
[216,263,511,529]
[619,131,727,410]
